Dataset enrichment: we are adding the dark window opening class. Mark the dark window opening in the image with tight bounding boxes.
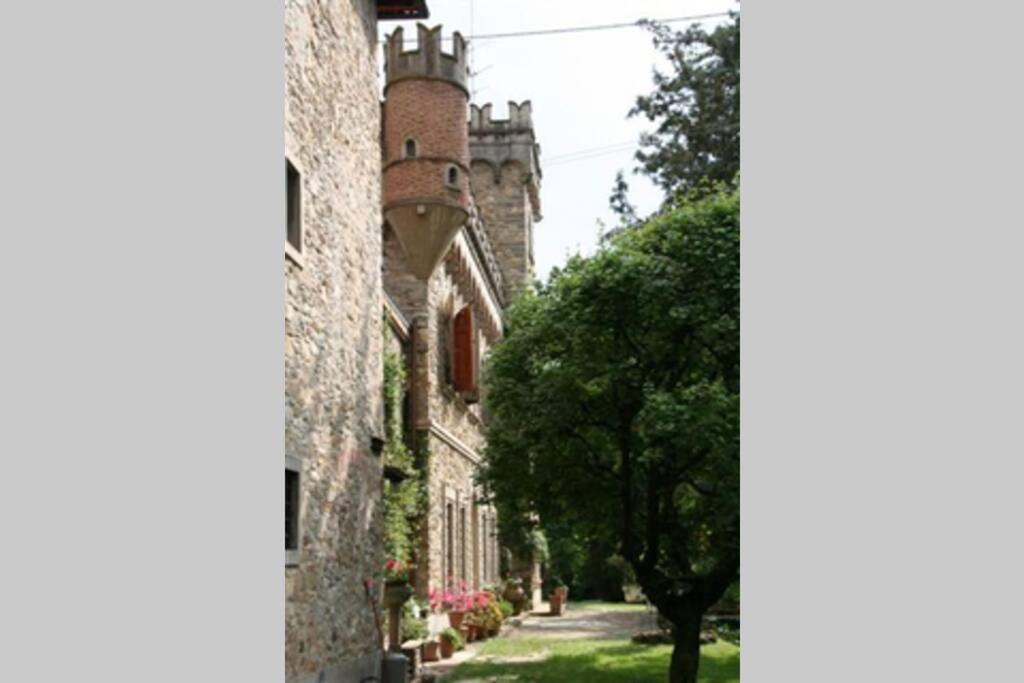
[446,502,454,587]
[459,506,467,583]
[405,139,418,159]
[286,469,299,552]
[447,166,458,185]
[286,159,301,251]
[439,310,453,387]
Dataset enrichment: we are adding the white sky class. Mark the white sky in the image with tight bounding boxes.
[382,0,738,282]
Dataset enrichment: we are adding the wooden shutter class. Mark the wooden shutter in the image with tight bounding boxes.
[452,306,476,394]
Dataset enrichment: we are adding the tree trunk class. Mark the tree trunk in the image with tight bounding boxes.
[668,609,703,683]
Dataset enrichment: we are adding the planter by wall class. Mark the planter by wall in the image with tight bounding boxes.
[422,640,440,663]
[383,580,413,609]
[448,610,466,629]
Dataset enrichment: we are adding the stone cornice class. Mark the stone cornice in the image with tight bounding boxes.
[446,231,504,341]
[428,421,481,464]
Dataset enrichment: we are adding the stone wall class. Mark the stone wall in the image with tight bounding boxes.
[285,1,384,681]
[470,160,534,299]
[383,222,501,602]
[468,101,543,300]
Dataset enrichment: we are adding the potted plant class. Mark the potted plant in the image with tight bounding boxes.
[502,577,525,605]
[382,560,413,608]
[421,639,440,662]
[439,627,462,659]
[549,580,567,616]
[486,596,504,636]
[446,581,471,629]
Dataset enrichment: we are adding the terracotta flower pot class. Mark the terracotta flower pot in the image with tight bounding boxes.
[503,585,525,604]
[383,580,412,609]
[422,640,440,663]
[550,594,564,616]
[448,610,466,629]
[440,638,455,659]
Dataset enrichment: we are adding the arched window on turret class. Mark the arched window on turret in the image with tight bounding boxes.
[404,138,418,159]
[447,165,459,187]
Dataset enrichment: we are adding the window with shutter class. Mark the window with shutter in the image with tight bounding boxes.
[452,305,478,400]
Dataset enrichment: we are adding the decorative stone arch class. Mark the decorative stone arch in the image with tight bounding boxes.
[498,158,528,184]
[470,158,501,185]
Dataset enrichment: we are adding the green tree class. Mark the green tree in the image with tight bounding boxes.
[481,190,739,683]
[612,12,739,217]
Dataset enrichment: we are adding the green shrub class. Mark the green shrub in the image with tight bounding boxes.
[440,627,465,650]
[498,600,514,619]
[400,615,428,642]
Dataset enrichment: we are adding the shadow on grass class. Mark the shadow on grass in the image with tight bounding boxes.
[446,640,739,683]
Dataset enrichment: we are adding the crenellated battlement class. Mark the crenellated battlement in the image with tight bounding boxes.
[385,24,468,94]
[469,101,542,222]
[469,101,534,134]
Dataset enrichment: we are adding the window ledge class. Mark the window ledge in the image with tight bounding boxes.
[285,241,305,269]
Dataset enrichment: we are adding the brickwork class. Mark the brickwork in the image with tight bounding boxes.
[383,80,469,164]
[382,158,470,208]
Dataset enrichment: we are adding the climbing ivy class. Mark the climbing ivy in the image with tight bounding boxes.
[381,323,426,567]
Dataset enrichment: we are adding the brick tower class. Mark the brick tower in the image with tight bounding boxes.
[383,24,471,280]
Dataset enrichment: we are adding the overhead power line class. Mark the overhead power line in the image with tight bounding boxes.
[545,147,638,168]
[545,141,636,163]
[543,123,740,168]
[379,11,733,44]
[464,12,732,41]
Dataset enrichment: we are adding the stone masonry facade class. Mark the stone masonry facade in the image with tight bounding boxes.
[285,1,385,681]
[286,2,543,679]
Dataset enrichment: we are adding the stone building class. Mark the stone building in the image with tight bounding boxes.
[285,1,542,680]
[380,23,543,603]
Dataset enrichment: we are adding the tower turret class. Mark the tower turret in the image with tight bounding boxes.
[382,24,471,280]
[468,101,543,299]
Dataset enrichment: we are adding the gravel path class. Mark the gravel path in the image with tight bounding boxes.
[420,602,660,680]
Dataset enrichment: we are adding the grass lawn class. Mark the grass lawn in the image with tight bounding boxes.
[446,636,739,683]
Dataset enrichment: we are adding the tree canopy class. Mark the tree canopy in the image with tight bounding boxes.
[481,189,739,683]
[612,13,740,218]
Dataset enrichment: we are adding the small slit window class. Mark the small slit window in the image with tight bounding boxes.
[286,458,301,566]
[404,138,418,159]
[447,166,459,186]
[286,158,301,253]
